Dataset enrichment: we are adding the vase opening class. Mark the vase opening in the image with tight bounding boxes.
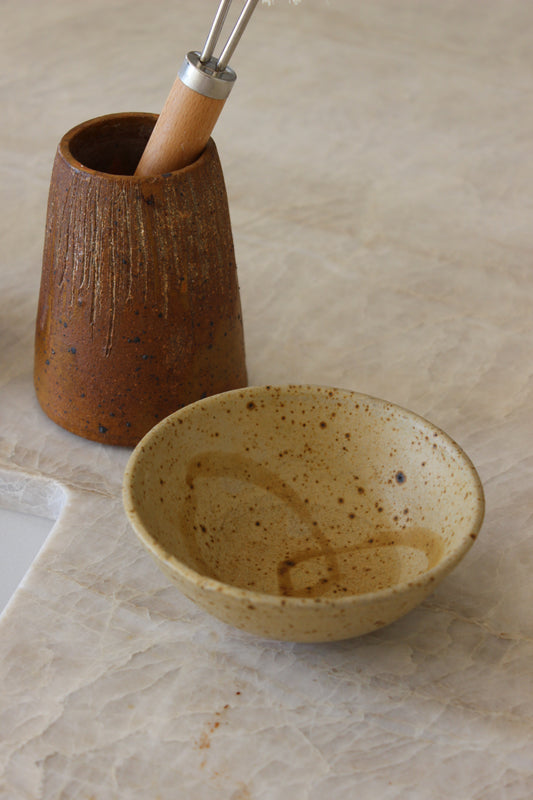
[67,114,156,176]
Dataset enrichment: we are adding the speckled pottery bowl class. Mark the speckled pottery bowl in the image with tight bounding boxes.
[123,385,485,642]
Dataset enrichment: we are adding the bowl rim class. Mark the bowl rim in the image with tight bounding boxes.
[123,383,485,608]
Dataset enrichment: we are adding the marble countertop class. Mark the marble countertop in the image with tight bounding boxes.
[1,1,532,797]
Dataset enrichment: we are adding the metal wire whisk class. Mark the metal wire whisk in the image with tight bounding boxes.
[135,0,261,177]
[200,0,260,73]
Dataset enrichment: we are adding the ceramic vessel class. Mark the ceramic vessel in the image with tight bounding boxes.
[123,385,485,642]
[34,112,247,446]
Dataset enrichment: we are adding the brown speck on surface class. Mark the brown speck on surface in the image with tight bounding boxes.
[197,732,211,750]
[231,784,253,800]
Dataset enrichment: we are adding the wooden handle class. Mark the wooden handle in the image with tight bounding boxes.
[135,76,226,177]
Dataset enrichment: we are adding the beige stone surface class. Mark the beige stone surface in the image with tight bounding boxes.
[0,1,532,797]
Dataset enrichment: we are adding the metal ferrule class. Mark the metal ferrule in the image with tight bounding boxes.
[178,51,236,101]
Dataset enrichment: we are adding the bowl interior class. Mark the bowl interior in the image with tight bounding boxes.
[125,386,483,600]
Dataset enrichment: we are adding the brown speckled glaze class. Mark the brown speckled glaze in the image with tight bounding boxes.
[123,385,485,642]
[34,113,247,446]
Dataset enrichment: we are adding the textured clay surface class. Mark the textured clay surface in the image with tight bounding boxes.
[34,113,247,446]
[124,384,484,641]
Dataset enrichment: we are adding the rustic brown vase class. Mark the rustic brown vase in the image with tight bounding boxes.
[34,112,247,446]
